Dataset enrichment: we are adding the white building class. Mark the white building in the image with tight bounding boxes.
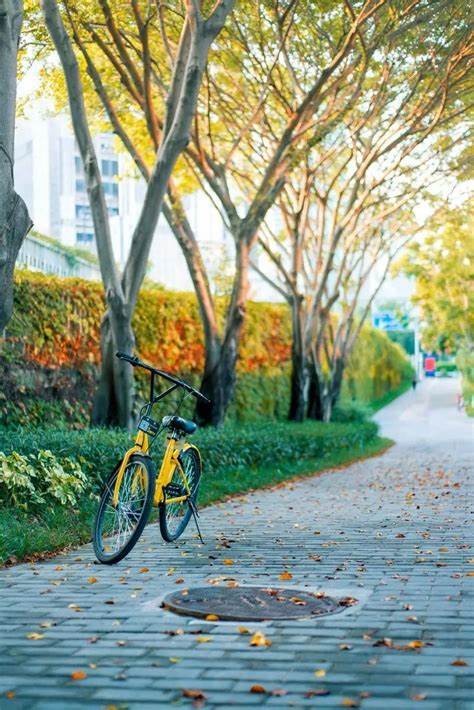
[14,115,276,299]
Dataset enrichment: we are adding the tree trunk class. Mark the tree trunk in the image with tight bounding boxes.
[91,307,135,429]
[195,241,249,426]
[306,364,324,421]
[0,0,32,333]
[288,298,307,421]
[329,356,345,413]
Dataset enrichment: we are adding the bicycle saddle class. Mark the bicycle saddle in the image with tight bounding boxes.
[162,415,197,435]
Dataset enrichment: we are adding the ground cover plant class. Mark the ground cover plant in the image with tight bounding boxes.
[0,419,387,564]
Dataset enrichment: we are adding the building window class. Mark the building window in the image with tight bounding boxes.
[102,159,118,177]
[75,178,86,193]
[108,206,119,216]
[103,182,119,198]
[75,156,83,173]
[76,232,94,243]
[75,204,91,219]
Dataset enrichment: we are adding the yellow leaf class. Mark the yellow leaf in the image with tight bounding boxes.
[279,570,292,580]
[26,633,44,640]
[238,626,250,634]
[314,669,326,678]
[250,631,271,647]
[139,567,149,573]
[405,640,425,649]
[205,614,219,621]
[87,577,98,584]
[196,636,212,643]
[223,559,234,565]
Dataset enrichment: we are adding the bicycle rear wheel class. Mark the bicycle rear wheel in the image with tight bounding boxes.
[93,454,156,564]
[159,447,201,542]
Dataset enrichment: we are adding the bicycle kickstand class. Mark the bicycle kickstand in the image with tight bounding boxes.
[188,499,204,544]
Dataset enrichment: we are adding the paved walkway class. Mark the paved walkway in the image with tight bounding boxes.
[0,379,473,709]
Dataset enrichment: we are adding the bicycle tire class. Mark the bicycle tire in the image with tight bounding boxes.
[159,447,201,542]
[93,454,156,564]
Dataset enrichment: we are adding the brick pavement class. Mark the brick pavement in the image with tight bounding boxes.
[0,379,472,709]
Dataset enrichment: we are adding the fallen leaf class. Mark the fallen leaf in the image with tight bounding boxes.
[314,669,326,678]
[70,671,87,681]
[279,571,292,580]
[175,578,184,584]
[250,684,266,693]
[169,657,180,663]
[411,693,427,701]
[250,631,271,647]
[271,689,288,696]
[205,614,219,621]
[223,559,234,565]
[451,659,468,666]
[5,691,15,699]
[373,637,393,648]
[196,636,212,643]
[305,689,330,698]
[339,643,352,650]
[339,596,358,607]
[404,640,425,649]
[87,577,98,584]
[238,626,250,634]
[182,689,207,700]
[26,633,44,640]
[139,567,149,573]
[342,699,360,707]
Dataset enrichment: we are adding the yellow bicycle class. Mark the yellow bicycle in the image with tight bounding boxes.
[93,352,209,564]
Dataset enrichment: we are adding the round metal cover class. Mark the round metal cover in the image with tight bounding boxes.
[162,585,343,621]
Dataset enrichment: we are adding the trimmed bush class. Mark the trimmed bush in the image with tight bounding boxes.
[0,419,378,491]
[1,270,412,426]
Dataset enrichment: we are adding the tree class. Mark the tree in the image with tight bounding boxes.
[53,0,401,424]
[41,0,234,428]
[254,0,473,420]
[0,0,32,332]
[399,203,473,353]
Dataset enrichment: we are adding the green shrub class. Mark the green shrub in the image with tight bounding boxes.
[436,361,457,376]
[457,347,474,416]
[331,401,371,423]
[0,449,88,510]
[0,419,378,491]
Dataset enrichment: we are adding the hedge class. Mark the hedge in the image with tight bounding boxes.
[0,270,412,426]
[0,419,378,491]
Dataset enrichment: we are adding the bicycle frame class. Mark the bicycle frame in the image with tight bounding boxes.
[112,429,200,507]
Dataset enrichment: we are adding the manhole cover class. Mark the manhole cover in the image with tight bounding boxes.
[162,585,343,621]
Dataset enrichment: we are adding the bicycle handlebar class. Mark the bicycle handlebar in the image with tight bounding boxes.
[116,352,210,404]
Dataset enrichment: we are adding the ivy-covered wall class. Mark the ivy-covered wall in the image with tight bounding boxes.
[0,270,412,426]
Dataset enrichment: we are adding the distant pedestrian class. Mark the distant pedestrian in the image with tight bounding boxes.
[412,377,417,391]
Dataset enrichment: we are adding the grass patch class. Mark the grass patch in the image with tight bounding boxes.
[367,379,412,412]
[0,422,390,566]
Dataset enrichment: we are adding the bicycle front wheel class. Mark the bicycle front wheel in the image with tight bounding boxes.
[159,447,201,542]
[93,454,156,564]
